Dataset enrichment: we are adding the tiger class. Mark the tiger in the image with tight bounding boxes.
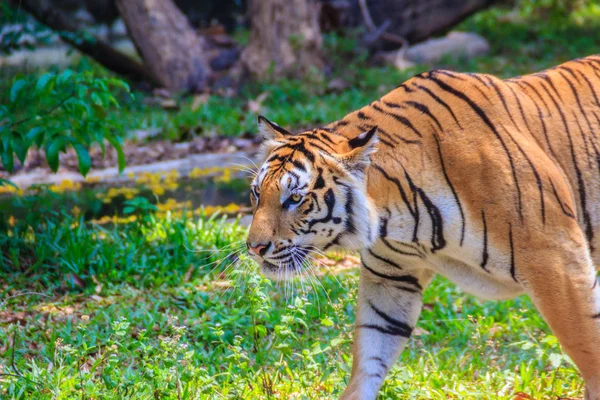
[245,55,600,399]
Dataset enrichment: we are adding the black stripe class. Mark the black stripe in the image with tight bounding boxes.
[368,249,403,269]
[358,323,411,337]
[305,188,336,229]
[436,70,466,80]
[464,73,494,102]
[592,313,600,319]
[537,73,563,101]
[559,66,582,84]
[433,134,465,246]
[393,285,421,294]
[344,187,356,234]
[488,79,521,130]
[367,356,388,371]
[403,101,443,131]
[428,74,524,221]
[291,159,306,172]
[378,216,424,258]
[380,236,424,258]
[509,223,517,282]
[549,178,576,219]
[374,126,400,147]
[480,210,489,272]
[371,103,423,138]
[404,170,446,252]
[506,83,533,133]
[372,164,417,218]
[538,77,593,244]
[413,83,463,129]
[368,301,413,337]
[319,131,337,145]
[499,124,546,224]
[514,80,557,159]
[382,100,405,109]
[361,261,423,290]
[357,111,371,120]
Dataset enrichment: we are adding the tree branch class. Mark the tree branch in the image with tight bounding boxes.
[8,0,160,87]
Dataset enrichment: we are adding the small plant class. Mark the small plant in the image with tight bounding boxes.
[0,69,129,177]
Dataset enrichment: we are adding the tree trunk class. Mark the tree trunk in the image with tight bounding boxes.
[8,0,156,85]
[355,0,496,47]
[116,0,211,92]
[242,0,324,79]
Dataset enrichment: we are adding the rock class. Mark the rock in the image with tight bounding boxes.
[173,142,190,151]
[153,88,172,99]
[160,99,179,110]
[404,31,489,65]
[129,128,161,142]
[209,48,240,71]
[326,78,349,93]
[232,138,253,149]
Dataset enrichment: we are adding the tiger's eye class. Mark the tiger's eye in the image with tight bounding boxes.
[291,193,303,203]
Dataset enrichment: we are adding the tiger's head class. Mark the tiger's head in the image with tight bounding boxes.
[246,116,378,280]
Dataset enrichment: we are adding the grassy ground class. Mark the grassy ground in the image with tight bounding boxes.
[2,3,600,399]
[0,207,585,399]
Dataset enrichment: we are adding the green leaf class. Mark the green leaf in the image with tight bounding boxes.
[548,353,563,369]
[0,105,9,119]
[1,130,10,150]
[35,72,55,93]
[46,136,67,172]
[73,143,91,176]
[57,69,74,85]
[106,136,126,172]
[26,127,44,143]
[12,135,29,163]
[76,84,88,99]
[91,92,102,106]
[10,79,27,103]
[0,178,18,189]
[0,140,14,172]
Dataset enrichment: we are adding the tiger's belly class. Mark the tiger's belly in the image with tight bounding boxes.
[427,254,525,300]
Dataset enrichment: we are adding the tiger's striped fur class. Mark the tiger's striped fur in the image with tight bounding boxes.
[246,55,600,399]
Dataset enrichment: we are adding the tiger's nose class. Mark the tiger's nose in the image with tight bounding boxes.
[247,242,271,257]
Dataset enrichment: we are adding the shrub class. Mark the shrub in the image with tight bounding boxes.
[0,70,130,177]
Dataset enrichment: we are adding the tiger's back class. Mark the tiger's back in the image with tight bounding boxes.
[332,55,600,268]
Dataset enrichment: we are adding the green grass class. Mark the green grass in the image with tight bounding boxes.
[0,203,585,399]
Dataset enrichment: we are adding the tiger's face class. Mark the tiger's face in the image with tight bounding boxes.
[246,116,378,280]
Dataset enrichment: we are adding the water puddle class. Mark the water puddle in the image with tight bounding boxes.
[0,168,251,223]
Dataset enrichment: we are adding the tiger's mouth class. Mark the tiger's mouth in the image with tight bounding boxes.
[260,247,309,281]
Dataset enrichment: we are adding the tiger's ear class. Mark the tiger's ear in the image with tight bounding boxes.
[336,126,378,176]
[257,115,291,140]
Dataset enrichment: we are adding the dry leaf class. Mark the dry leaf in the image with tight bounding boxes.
[247,91,270,113]
[191,94,211,111]
[70,273,85,288]
[512,393,531,400]
[160,99,179,110]
[412,327,430,336]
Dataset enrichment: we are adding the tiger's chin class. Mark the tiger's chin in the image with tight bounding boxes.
[260,261,304,281]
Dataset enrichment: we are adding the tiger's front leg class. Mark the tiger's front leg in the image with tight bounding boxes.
[341,259,435,400]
